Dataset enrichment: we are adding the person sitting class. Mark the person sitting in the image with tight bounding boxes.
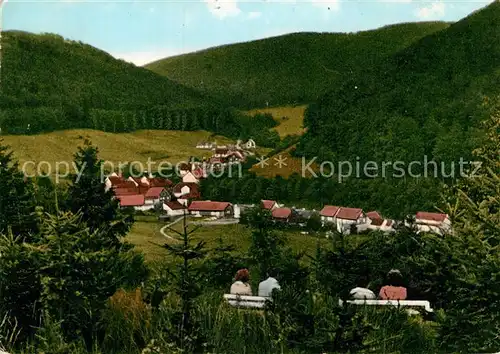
[230,268,252,296]
[350,277,376,300]
[258,268,281,297]
[379,269,407,300]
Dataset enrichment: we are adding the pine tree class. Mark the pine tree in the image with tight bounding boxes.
[162,211,207,351]
[0,141,36,238]
[66,139,132,243]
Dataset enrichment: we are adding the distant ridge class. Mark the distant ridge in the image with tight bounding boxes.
[145,22,450,108]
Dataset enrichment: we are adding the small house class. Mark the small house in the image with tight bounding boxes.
[144,187,169,206]
[117,195,151,211]
[163,201,187,217]
[261,200,278,211]
[188,201,233,218]
[413,212,452,235]
[320,205,340,224]
[271,207,293,222]
[172,182,200,206]
[335,207,367,234]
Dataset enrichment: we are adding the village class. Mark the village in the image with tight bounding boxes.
[104,139,453,237]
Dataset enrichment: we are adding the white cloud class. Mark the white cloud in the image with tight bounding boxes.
[111,48,199,67]
[415,2,446,19]
[247,11,262,19]
[203,0,241,19]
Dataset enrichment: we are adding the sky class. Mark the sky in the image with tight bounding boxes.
[2,0,495,66]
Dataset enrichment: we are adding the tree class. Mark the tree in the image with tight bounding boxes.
[0,141,36,238]
[66,139,132,243]
[162,211,207,352]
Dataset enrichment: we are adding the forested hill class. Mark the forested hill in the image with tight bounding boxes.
[296,0,500,165]
[145,22,450,108]
[0,31,236,136]
[1,31,211,110]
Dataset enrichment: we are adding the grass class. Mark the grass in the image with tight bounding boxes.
[126,215,331,263]
[249,145,320,178]
[1,129,233,175]
[245,105,307,138]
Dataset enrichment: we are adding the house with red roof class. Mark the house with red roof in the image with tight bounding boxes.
[271,207,294,222]
[172,182,200,206]
[412,212,451,235]
[335,207,368,234]
[320,205,340,224]
[261,200,278,211]
[188,201,233,218]
[144,187,169,206]
[116,195,151,211]
[366,211,395,233]
[163,201,187,217]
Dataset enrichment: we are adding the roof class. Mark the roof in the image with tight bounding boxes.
[215,148,228,154]
[385,220,393,227]
[145,187,165,199]
[336,207,363,220]
[164,201,186,210]
[118,195,145,207]
[108,176,124,185]
[131,177,149,187]
[172,182,200,198]
[261,200,276,210]
[188,201,231,211]
[272,207,292,219]
[366,211,382,220]
[416,212,447,222]
[148,177,172,187]
[320,205,340,217]
[113,181,137,190]
[370,218,384,226]
[113,188,138,197]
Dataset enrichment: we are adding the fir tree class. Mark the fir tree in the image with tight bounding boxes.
[66,139,132,244]
[0,141,36,238]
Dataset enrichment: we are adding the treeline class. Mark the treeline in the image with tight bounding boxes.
[0,105,280,147]
[200,171,442,219]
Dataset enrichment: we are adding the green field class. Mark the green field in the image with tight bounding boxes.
[127,216,330,263]
[1,129,233,175]
[245,105,307,137]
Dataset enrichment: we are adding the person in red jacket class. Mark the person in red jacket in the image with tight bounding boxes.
[379,269,407,300]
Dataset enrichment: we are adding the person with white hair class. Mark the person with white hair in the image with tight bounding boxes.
[349,276,376,300]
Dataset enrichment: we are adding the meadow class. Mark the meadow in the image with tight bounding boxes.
[245,105,307,138]
[1,129,233,175]
[127,215,331,263]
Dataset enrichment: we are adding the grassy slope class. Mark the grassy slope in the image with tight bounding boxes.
[245,105,307,137]
[1,129,233,175]
[146,22,450,108]
[127,216,330,263]
[1,31,209,109]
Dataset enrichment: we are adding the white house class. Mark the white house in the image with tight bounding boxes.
[335,207,368,234]
[188,201,233,218]
[163,201,187,217]
[320,205,340,224]
[144,187,167,206]
[366,211,396,233]
[412,212,452,235]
